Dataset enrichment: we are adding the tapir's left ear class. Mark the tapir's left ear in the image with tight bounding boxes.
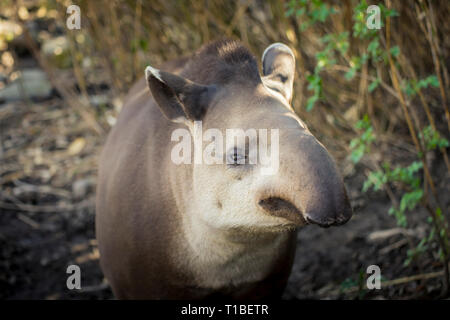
[145,66,215,124]
[261,43,296,103]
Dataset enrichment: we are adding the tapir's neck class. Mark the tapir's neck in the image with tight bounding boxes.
[180,212,293,289]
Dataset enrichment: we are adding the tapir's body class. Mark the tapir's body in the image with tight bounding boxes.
[96,40,352,299]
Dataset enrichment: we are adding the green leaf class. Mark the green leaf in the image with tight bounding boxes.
[428,75,440,87]
[384,8,399,17]
[390,46,400,57]
[436,207,442,219]
[368,78,381,92]
[306,95,319,111]
[350,147,364,164]
[349,138,359,149]
[345,67,357,80]
[420,126,449,150]
[400,189,423,212]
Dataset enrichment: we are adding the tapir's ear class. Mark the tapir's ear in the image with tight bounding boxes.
[261,43,296,103]
[145,66,215,124]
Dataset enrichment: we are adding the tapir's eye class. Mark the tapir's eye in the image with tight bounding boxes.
[227,148,246,165]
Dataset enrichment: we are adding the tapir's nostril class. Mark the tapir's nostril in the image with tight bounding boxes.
[258,197,305,225]
[259,197,300,213]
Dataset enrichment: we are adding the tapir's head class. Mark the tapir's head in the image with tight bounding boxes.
[145,41,352,232]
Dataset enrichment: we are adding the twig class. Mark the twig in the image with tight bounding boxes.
[17,213,40,229]
[379,239,409,255]
[12,180,72,199]
[0,197,94,213]
[324,270,446,297]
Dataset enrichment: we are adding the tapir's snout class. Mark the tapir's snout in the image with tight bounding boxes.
[257,133,353,228]
[302,188,352,228]
[258,193,352,228]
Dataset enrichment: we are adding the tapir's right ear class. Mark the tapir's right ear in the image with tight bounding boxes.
[261,43,296,103]
[145,66,215,124]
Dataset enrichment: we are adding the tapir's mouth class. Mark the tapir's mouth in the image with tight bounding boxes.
[258,197,307,226]
[304,214,351,228]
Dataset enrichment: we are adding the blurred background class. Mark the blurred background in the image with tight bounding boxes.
[0,0,449,299]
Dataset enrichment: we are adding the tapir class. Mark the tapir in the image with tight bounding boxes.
[96,39,352,299]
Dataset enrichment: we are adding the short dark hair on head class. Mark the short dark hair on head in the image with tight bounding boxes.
[181,39,260,85]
